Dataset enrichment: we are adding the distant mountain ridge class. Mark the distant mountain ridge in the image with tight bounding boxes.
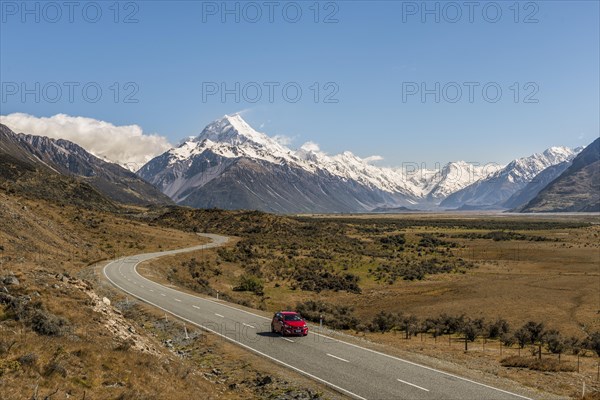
[0,124,172,207]
[440,147,580,209]
[4,114,587,214]
[519,137,599,212]
[138,115,506,213]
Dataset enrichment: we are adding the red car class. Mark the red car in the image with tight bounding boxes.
[271,311,309,336]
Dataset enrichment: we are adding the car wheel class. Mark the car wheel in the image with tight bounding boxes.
[271,323,276,333]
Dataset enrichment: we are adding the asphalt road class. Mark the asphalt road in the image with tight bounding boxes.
[103,233,534,400]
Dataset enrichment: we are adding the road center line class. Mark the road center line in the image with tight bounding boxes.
[160,293,166,296]
[192,305,201,309]
[242,323,255,329]
[326,353,349,363]
[174,298,182,302]
[397,379,429,392]
[215,313,225,318]
[281,337,294,343]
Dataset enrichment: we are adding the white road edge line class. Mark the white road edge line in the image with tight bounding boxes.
[130,266,531,400]
[215,313,224,318]
[326,353,349,363]
[103,262,367,400]
[397,379,429,392]
[103,233,530,400]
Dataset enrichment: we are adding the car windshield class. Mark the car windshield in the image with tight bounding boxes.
[283,314,302,321]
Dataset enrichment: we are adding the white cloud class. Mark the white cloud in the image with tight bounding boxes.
[0,113,172,171]
[364,155,384,164]
[300,141,321,153]
[272,134,294,147]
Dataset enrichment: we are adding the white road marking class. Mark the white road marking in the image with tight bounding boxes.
[149,289,154,292]
[140,285,144,288]
[174,298,182,302]
[123,273,530,399]
[397,379,429,392]
[281,337,294,343]
[103,234,529,400]
[160,293,166,297]
[242,323,255,329]
[327,353,349,363]
[104,265,367,400]
[192,305,201,309]
[215,313,225,318]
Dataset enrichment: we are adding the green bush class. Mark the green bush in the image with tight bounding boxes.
[295,300,359,330]
[233,274,264,296]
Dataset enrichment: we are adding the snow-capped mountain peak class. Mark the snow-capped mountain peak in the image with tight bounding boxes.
[195,114,273,147]
[139,114,582,212]
[147,114,506,204]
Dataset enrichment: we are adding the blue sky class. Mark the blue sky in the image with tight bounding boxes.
[1,0,598,166]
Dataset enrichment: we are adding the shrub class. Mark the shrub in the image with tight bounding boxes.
[17,353,38,367]
[380,234,406,249]
[29,308,69,336]
[295,300,359,330]
[233,274,264,296]
[292,261,361,293]
[370,311,402,333]
[500,356,575,372]
[44,361,67,377]
[487,318,510,339]
[584,331,600,357]
[544,330,566,359]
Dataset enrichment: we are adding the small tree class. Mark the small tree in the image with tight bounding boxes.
[522,321,545,359]
[585,331,600,357]
[544,330,566,362]
[401,315,419,339]
[460,319,481,351]
[370,311,401,333]
[513,328,531,356]
[487,318,510,339]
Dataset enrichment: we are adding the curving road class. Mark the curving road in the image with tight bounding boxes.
[103,233,534,400]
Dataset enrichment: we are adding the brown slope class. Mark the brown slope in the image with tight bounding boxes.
[521,137,600,212]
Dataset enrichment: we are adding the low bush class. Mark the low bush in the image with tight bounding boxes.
[500,356,575,372]
[233,274,264,296]
[291,261,361,293]
[295,300,359,330]
[370,257,473,283]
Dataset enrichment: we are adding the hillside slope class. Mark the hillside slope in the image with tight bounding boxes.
[0,124,172,206]
[520,137,600,212]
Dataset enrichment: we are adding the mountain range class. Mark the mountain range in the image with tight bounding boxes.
[440,146,580,210]
[0,124,172,207]
[2,116,597,214]
[139,114,591,213]
[519,137,599,212]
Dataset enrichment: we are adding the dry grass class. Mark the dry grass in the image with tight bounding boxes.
[137,210,600,398]
[0,194,338,399]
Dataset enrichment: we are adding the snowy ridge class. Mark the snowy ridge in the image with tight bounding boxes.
[158,114,498,200]
[440,146,581,208]
[486,146,578,184]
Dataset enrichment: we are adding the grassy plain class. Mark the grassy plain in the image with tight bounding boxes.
[141,209,600,398]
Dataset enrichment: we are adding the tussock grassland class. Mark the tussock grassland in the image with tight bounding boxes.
[141,207,600,398]
[0,196,338,400]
